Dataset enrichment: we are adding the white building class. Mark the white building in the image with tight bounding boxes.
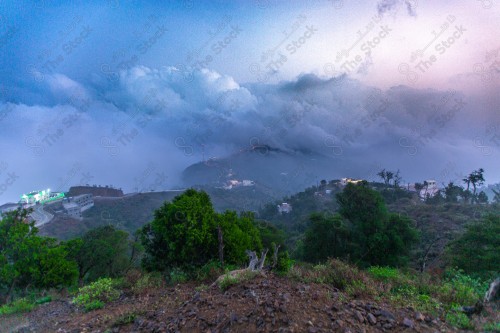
[420,180,440,199]
[340,178,363,186]
[63,202,82,219]
[63,193,94,219]
[277,202,292,214]
[223,179,255,189]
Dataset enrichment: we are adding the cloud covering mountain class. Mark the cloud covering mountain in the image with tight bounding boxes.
[1,64,498,202]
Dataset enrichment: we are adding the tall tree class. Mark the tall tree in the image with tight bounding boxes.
[377,169,388,186]
[302,213,350,263]
[446,215,499,279]
[393,170,402,188]
[66,225,130,284]
[335,182,418,267]
[0,209,77,302]
[386,171,394,187]
[470,168,485,203]
[477,191,489,204]
[141,190,262,271]
[463,168,485,204]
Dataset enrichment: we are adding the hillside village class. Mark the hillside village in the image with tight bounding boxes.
[0,177,446,225]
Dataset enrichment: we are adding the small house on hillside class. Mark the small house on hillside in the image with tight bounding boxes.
[277,202,292,214]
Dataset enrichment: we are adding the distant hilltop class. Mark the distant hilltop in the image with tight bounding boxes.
[68,185,124,198]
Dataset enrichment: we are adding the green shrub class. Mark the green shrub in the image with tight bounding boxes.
[440,268,487,306]
[446,311,474,330]
[72,278,120,312]
[113,313,137,327]
[287,259,376,297]
[35,296,52,305]
[0,298,35,315]
[195,284,209,292]
[132,272,164,294]
[368,266,400,281]
[169,268,189,284]
[276,251,294,274]
[327,260,375,295]
[196,260,224,281]
[218,273,239,291]
[482,322,500,332]
[389,283,441,314]
[391,284,418,298]
[346,280,373,298]
[218,270,258,291]
[83,300,104,312]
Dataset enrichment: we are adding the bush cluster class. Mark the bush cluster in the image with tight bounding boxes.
[72,278,120,312]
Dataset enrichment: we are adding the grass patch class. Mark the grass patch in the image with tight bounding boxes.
[0,298,35,315]
[169,267,189,284]
[35,296,52,305]
[195,284,209,292]
[218,274,239,291]
[217,270,259,291]
[288,259,377,298]
[132,272,164,294]
[113,312,137,327]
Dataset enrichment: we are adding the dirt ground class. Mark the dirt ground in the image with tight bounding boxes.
[6,274,487,333]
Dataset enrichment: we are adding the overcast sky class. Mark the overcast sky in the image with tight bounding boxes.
[0,0,499,203]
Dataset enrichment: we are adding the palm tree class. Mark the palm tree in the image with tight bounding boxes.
[377,169,387,185]
[464,168,485,204]
[470,168,485,198]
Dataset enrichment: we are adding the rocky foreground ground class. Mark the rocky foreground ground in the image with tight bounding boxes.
[5,274,496,333]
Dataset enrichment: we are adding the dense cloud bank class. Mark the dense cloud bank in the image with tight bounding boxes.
[0,66,498,202]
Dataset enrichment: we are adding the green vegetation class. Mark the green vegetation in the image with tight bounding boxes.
[129,271,164,294]
[303,182,419,267]
[446,215,499,279]
[287,259,489,327]
[367,266,400,281]
[0,175,497,333]
[218,273,239,291]
[483,321,500,332]
[66,225,140,284]
[445,311,474,330]
[140,189,262,272]
[113,312,138,327]
[276,250,294,274]
[0,298,35,315]
[217,270,258,291]
[72,278,120,312]
[0,209,77,302]
[302,213,349,263]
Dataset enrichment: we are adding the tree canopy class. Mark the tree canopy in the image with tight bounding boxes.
[66,225,133,284]
[333,182,418,267]
[0,209,77,301]
[446,214,499,279]
[141,189,262,271]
